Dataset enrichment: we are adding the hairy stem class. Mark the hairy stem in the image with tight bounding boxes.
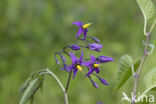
[131,18,156,104]
[131,32,151,104]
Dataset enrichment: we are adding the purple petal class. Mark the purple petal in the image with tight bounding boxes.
[79,51,83,64]
[90,55,96,62]
[73,68,78,78]
[98,56,113,63]
[81,61,91,67]
[61,65,73,72]
[95,48,101,52]
[82,29,88,40]
[61,67,65,70]
[66,65,73,72]
[86,68,94,76]
[76,28,83,38]
[95,67,100,73]
[70,52,77,64]
[72,21,83,27]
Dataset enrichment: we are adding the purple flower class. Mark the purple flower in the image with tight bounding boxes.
[70,44,80,50]
[61,51,84,78]
[72,21,91,40]
[97,56,113,63]
[82,55,100,76]
[89,43,103,52]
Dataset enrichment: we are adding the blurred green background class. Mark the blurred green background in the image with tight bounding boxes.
[0,0,156,104]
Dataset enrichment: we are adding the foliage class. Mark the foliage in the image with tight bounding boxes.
[114,55,140,92]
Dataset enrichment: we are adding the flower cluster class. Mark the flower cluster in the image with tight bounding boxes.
[55,21,113,88]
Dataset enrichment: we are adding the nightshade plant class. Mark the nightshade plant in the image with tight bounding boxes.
[19,21,113,104]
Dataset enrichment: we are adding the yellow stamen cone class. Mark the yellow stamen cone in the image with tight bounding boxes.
[77,65,83,71]
[82,23,91,29]
[93,64,100,68]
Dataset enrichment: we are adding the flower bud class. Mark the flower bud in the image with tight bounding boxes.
[61,55,66,62]
[89,43,103,52]
[98,56,113,63]
[56,59,60,64]
[89,76,99,88]
[91,80,99,88]
[100,78,108,86]
[70,44,80,50]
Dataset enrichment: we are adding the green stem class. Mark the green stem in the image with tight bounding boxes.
[46,69,68,104]
[131,32,151,104]
[65,70,72,93]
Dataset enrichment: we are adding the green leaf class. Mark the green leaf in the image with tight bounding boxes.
[19,76,44,104]
[114,55,140,92]
[143,67,156,93]
[19,69,65,104]
[137,0,155,20]
[136,0,156,35]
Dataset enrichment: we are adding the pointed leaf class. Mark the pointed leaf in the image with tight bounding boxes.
[137,0,155,20]
[114,55,140,92]
[136,0,156,35]
[19,76,44,104]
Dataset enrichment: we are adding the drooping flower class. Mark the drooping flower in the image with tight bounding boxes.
[88,76,99,88]
[61,51,84,78]
[82,55,100,76]
[72,21,91,40]
[97,56,113,63]
[93,74,108,86]
[55,52,66,64]
[88,43,103,52]
[89,36,101,43]
[55,59,60,65]
[70,44,80,50]
[100,78,108,85]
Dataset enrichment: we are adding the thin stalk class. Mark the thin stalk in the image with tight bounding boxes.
[65,70,72,93]
[46,69,68,104]
[131,18,156,104]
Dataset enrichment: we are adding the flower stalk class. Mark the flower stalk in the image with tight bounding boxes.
[46,69,69,104]
[65,70,72,93]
